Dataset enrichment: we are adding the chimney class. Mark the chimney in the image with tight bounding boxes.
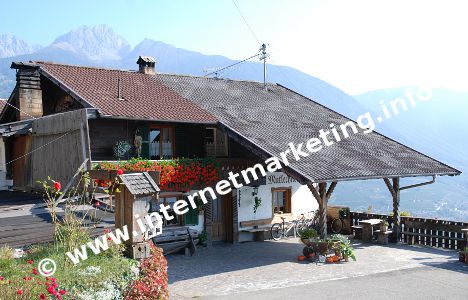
[11,62,43,120]
[136,56,156,75]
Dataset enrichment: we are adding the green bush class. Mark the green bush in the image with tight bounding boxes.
[300,229,319,240]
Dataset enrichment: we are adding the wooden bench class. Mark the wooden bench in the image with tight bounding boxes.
[377,230,393,245]
[351,225,363,240]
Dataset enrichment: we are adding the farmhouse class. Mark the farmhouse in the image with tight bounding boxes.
[0,57,460,244]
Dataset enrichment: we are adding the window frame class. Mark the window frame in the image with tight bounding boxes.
[271,187,292,215]
[148,125,176,160]
[205,127,228,157]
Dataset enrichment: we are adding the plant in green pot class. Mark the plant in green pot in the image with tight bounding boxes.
[299,228,319,245]
[341,244,356,262]
[380,219,389,232]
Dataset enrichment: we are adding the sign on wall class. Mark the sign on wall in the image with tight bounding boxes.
[266,172,297,185]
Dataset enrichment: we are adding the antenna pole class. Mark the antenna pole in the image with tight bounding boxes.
[259,43,269,90]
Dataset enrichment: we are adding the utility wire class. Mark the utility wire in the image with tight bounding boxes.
[4,101,38,120]
[1,130,72,168]
[203,52,260,77]
[231,0,260,44]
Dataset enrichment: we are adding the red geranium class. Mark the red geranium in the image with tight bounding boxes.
[54,181,61,191]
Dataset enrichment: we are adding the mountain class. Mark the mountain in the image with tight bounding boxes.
[44,25,131,61]
[0,34,41,58]
[329,88,468,221]
[0,25,367,120]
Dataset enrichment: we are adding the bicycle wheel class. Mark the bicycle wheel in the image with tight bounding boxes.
[295,220,305,236]
[270,223,283,241]
[331,218,344,234]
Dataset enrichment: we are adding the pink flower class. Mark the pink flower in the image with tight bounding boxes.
[59,289,66,295]
[95,201,101,207]
[47,286,55,294]
[17,290,23,295]
[0,276,4,280]
[104,228,110,234]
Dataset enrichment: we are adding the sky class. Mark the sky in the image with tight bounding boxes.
[1,0,468,94]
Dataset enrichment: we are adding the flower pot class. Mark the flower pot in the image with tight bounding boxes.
[465,252,468,264]
[301,238,310,245]
[380,225,388,232]
[459,252,465,262]
[343,255,349,262]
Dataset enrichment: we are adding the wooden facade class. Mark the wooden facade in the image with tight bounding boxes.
[7,109,91,190]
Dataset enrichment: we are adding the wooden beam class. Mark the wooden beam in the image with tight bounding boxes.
[383,177,396,198]
[326,181,337,199]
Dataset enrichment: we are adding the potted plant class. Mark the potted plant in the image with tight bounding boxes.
[299,228,319,245]
[465,246,468,264]
[380,219,389,232]
[198,230,208,247]
[341,244,356,262]
[329,234,349,256]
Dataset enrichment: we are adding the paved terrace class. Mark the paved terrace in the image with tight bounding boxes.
[168,239,468,299]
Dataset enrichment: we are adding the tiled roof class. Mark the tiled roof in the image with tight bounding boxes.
[155,74,461,182]
[119,172,160,195]
[35,62,217,123]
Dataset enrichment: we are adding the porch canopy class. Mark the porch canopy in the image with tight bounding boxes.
[155,74,461,240]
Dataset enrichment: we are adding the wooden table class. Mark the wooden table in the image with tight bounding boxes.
[360,219,382,242]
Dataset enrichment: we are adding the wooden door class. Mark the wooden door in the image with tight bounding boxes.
[223,192,233,242]
[211,196,224,241]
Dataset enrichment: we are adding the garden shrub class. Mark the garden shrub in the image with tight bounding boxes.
[124,244,169,300]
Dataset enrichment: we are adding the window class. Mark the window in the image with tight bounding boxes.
[205,127,228,157]
[149,126,174,160]
[153,195,182,226]
[272,188,292,214]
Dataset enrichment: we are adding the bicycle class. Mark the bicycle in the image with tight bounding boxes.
[270,216,301,241]
[296,210,320,235]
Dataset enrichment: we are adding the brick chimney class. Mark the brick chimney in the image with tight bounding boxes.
[136,56,156,75]
[11,62,43,120]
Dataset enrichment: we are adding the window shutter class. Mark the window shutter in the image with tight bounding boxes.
[285,189,292,213]
[137,125,150,159]
[185,206,199,225]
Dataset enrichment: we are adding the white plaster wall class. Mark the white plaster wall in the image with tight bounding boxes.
[237,172,318,226]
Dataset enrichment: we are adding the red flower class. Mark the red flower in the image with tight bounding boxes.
[40,293,46,300]
[27,259,34,264]
[47,286,55,294]
[107,236,112,241]
[54,181,61,191]
[17,290,23,295]
[59,289,66,295]
[0,276,4,280]
[33,268,38,275]
[117,169,124,175]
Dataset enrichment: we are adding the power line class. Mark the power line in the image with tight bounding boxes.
[231,0,260,44]
[4,101,38,120]
[203,52,260,78]
[1,131,72,168]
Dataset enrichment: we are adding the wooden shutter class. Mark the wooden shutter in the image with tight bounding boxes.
[184,206,199,225]
[285,189,292,213]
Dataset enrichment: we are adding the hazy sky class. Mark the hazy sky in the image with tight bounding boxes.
[1,0,467,94]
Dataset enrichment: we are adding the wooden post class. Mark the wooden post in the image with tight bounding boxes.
[384,177,400,243]
[307,181,337,238]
